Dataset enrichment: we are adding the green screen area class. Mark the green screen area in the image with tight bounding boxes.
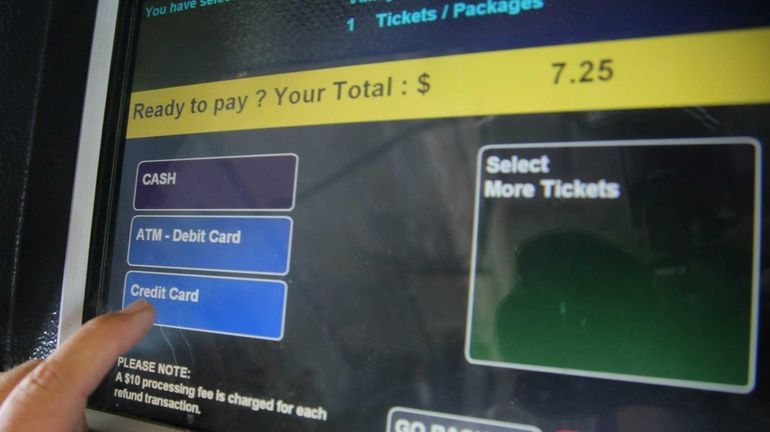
[468,140,758,390]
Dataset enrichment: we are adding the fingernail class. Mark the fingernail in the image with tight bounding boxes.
[120,300,152,315]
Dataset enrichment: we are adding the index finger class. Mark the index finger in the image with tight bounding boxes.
[0,300,155,432]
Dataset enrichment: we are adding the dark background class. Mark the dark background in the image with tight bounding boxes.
[0,0,97,368]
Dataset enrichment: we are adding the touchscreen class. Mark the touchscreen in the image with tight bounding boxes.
[89,1,770,431]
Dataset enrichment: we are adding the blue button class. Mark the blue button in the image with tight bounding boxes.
[128,216,292,275]
[123,271,286,340]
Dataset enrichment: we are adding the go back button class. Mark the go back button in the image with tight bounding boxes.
[124,271,286,340]
[387,407,541,432]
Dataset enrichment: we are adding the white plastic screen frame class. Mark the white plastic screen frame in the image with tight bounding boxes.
[57,1,181,430]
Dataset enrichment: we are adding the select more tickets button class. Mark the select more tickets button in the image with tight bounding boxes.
[124,271,286,340]
[128,216,292,275]
[134,153,298,211]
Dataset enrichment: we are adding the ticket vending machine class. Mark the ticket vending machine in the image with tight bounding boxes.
[57,1,770,430]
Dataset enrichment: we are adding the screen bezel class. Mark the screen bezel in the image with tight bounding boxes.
[57,0,182,430]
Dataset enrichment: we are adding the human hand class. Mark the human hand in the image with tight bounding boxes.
[0,300,156,431]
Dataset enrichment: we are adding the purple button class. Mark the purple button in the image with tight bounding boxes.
[133,154,297,211]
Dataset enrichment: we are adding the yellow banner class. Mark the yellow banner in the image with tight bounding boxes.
[127,27,770,139]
